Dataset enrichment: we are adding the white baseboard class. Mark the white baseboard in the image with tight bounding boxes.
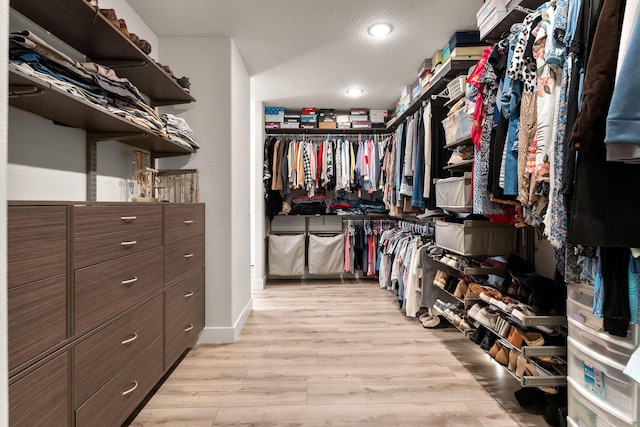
[251,275,265,290]
[197,297,253,343]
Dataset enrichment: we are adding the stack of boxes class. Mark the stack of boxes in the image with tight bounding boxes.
[263,107,388,130]
[318,109,336,129]
[264,106,285,129]
[282,113,301,129]
[477,0,509,40]
[300,107,317,129]
[350,108,371,129]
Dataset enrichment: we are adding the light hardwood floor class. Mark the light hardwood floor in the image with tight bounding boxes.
[130,280,549,426]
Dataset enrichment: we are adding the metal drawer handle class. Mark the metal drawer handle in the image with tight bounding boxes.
[121,240,137,247]
[120,216,137,221]
[121,277,138,285]
[121,333,138,345]
[185,324,194,332]
[122,381,138,396]
[184,253,194,259]
[184,220,194,225]
[184,291,194,298]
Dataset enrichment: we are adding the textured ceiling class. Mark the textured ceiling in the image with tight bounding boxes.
[128,0,483,110]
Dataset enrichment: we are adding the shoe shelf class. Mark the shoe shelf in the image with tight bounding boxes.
[522,345,566,357]
[444,92,465,109]
[443,159,473,171]
[10,0,195,106]
[9,67,194,157]
[480,0,547,43]
[432,254,506,276]
[444,135,473,150]
[502,361,567,388]
[431,305,474,336]
[386,58,479,130]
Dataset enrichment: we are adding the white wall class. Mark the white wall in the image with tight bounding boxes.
[157,36,251,343]
[1,0,9,423]
[230,40,252,325]
[250,100,266,289]
[8,8,154,202]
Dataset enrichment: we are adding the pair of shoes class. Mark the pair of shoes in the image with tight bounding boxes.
[512,304,536,322]
[453,280,468,299]
[507,326,545,347]
[421,314,449,329]
[508,347,519,371]
[177,76,191,92]
[495,317,511,338]
[433,270,449,288]
[468,304,499,330]
[489,341,509,366]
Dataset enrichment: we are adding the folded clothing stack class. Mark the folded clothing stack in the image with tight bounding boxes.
[9,30,167,137]
[162,114,199,150]
[289,196,327,215]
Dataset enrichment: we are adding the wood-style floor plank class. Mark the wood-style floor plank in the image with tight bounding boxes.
[131,281,548,426]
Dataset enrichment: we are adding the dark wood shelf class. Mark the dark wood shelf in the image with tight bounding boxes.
[9,68,194,157]
[482,0,546,43]
[386,58,479,131]
[443,159,474,171]
[444,135,473,150]
[11,0,195,106]
[265,127,390,135]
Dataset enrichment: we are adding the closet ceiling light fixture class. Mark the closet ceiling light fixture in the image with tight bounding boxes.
[368,23,393,38]
[346,87,364,96]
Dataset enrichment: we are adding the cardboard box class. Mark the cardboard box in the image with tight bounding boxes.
[284,114,301,122]
[350,108,369,116]
[417,58,432,77]
[336,114,350,124]
[301,122,317,129]
[450,45,487,58]
[448,31,481,49]
[264,106,285,123]
[300,114,317,123]
[337,122,351,129]
[351,121,372,128]
[301,107,317,115]
[319,122,337,129]
[370,110,388,123]
[431,50,443,69]
[281,122,300,129]
[265,122,281,129]
[350,115,368,122]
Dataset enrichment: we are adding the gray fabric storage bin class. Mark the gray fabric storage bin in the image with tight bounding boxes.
[268,233,305,276]
[308,234,344,275]
[435,174,472,212]
[435,220,516,256]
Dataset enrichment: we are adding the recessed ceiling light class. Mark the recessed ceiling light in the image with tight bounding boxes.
[368,22,393,38]
[346,87,364,96]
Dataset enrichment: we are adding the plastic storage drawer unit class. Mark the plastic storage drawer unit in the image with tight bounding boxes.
[434,220,516,256]
[567,338,638,421]
[568,380,636,427]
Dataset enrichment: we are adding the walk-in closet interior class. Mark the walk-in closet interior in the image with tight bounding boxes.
[3,0,640,426]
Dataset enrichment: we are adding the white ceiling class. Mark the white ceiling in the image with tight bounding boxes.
[128,0,483,110]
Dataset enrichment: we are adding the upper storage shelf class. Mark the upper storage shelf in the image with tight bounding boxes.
[481,0,546,43]
[9,68,194,157]
[10,0,195,106]
[386,57,479,131]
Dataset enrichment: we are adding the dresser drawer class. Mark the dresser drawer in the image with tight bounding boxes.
[10,351,69,427]
[165,268,205,368]
[74,226,162,269]
[9,274,67,371]
[164,203,205,244]
[74,294,163,407]
[75,338,164,427]
[8,206,67,288]
[75,247,163,333]
[73,204,162,237]
[165,234,205,284]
